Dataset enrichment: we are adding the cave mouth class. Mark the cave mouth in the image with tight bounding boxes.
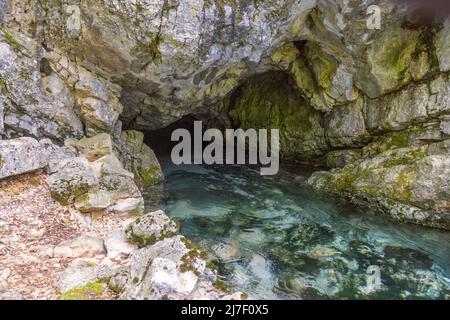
[126,69,326,174]
[143,114,199,168]
[141,113,283,175]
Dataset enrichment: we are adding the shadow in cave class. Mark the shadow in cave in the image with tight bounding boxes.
[124,69,324,177]
[143,115,200,173]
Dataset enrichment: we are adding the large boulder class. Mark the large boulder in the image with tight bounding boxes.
[118,235,208,300]
[46,156,98,205]
[308,147,450,229]
[47,134,145,215]
[121,130,164,187]
[92,154,144,214]
[126,210,179,247]
[72,154,144,215]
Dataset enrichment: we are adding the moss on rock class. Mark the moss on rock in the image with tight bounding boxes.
[141,165,163,186]
[59,282,105,300]
[121,130,164,187]
[228,71,328,160]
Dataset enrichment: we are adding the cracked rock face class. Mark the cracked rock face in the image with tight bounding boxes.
[31,0,318,130]
[0,0,449,229]
[117,235,217,300]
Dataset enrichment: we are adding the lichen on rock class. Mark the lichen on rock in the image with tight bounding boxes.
[121,130,164,187]
[125,210,179,247]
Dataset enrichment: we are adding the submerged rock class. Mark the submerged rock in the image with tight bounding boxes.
[283,223,335,249]
[308,147,450,229]
[383,246,433,270]
[266,247,321,274]
[211,242,242,263]
[308,246,340,259]
[278,277,326,300]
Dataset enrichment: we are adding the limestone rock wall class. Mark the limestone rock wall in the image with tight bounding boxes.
[0,0,449,228]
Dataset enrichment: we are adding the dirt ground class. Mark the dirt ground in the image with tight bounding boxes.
[0,171,116,300]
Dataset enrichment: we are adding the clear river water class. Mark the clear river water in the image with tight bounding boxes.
[145,161,450,300]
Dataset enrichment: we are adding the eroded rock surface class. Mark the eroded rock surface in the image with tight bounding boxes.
[52,210,241,300]
[0,0,449,286]
[126,210,179,247]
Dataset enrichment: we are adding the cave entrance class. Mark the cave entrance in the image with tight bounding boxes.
[121,70,327,174]
[143,115,201,171]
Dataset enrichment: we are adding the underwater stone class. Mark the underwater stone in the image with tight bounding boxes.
[383,246,433,270]
[283,223,335,250]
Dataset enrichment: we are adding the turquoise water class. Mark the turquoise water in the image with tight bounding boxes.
[146,162,450,300]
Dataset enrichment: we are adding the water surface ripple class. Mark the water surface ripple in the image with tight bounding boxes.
[148,162,450,299]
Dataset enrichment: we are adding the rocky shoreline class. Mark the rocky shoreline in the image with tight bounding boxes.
[0,0,449,300]
[0,171,243,300]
